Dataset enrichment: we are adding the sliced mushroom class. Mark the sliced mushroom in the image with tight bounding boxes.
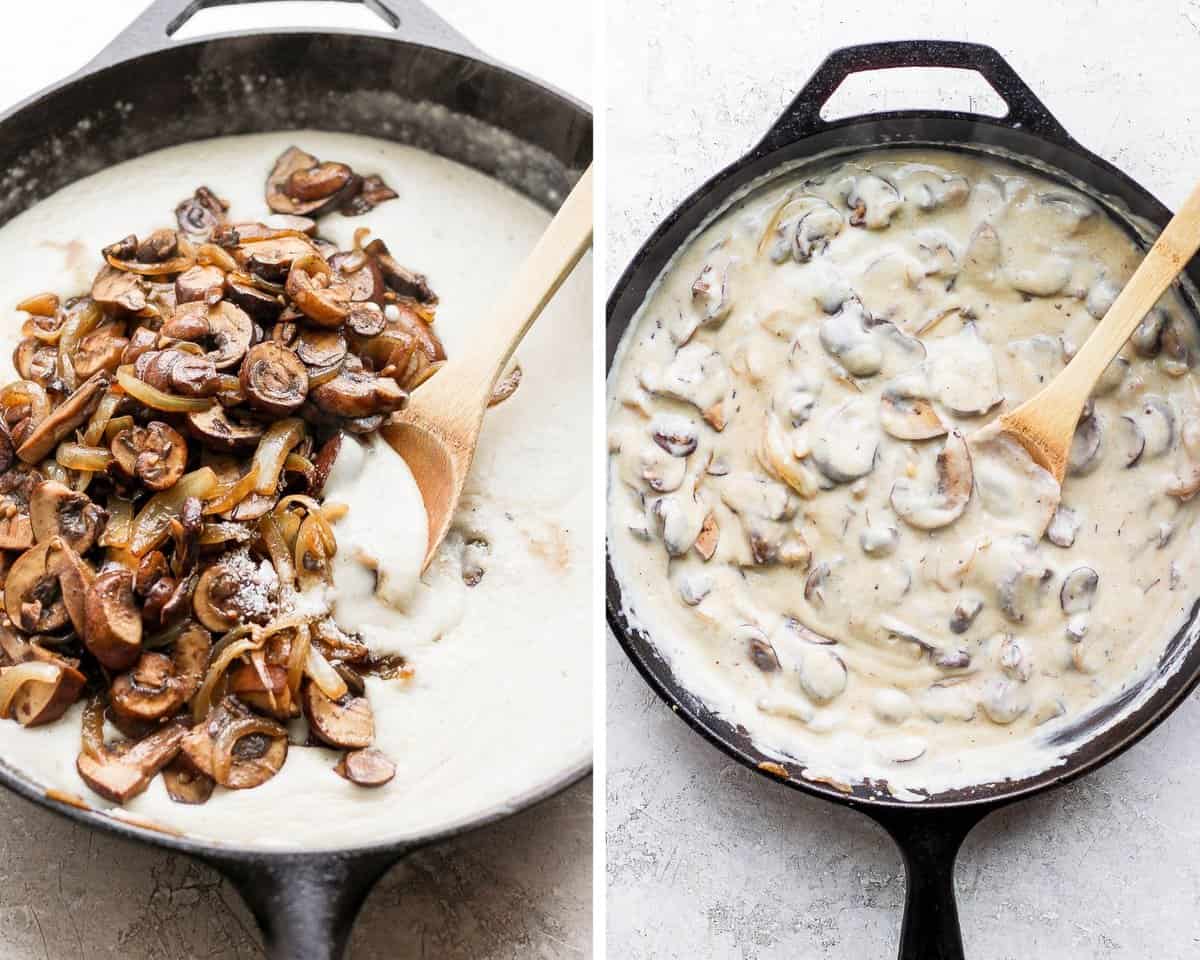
[30,480,105,552]
[224,274,284,322]
[193,558,277,632]
[286,257,352,327]
[266,147,362,217]
[810,400,879,483]
[650,414,699,458]
[1045,505,1081,548]
[0,468,35,551]
[1090,356,1129,397]
[110,652,187,722]
[1060,567,1099,615]
[180,697,288,790]
[185,404,264,451]
[92,265,147,312]
[949,596,983,634]
[5,542,68,633]
[879,384,947,441]
[335,748,396,787]
[860,525,899,557]
[996,547,1053,623]
[82,567,142,671]
[928,323,1003,416]
[844,172,901,229]
[175,186,227,241]
[819,300,883,376]
[1067,413,1102,476]
[691,260,731,324]
[15,371,107,464]
[742,625,780,673]
[175,265,225,305]
[980,677,1029,725]
[240,341,309,415]
[4,657,86,727]
[111,422,188,491]
[1117,415,1146,467]
[74,324,129,380]
[890,430,973,530]
[77,724,185,803]
[162,754,215,804]
[310,369,406,419]
[295,328,348,368]
[1123,396,1175,462]
[364,239,438,305]
[796,645,847,703]
[50,542,94,637]
[1132,308,1167,357]
[302,681,374,749]
[163,301,253,370]
[793,202,844,261]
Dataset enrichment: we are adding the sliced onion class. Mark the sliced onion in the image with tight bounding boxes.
[17,292,60,318]
[196,243,238,272]
[192,635,263,723]
[116,365,214,413]
[99,497,134,549]
[211,714,287,787]
[259,514,296,589]
[285,623,312,697]
[80,695,106,759]
[251,418,305,496]
[0,661,61,717]
[304,644,348,702]
[105,253,195,276]
[103,415,135,444]
[321,502,348,523]
[41,460,68,484]
[0,379,50,428]
[129,467,219,556]
[295,513,333,590]
[58,300,102,391]
[82,388,123,447]
[203,464,260,516]
[57,442,114,472]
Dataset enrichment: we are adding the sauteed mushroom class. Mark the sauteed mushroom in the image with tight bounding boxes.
[111,422,187,490]
[83,568,142,671]
[241,341,309,415]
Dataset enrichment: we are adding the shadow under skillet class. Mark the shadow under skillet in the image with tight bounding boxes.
[0,778,592,959]
[606,630,1200,959]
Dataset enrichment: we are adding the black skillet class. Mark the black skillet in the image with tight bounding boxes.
[0,2,591,958]
[606,40,1200,960]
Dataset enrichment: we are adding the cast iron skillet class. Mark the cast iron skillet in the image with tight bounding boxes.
[0,1,591,958]
[607,40,1200,960]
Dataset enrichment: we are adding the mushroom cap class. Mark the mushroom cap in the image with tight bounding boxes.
[302,681,374,749]
[83,567,143,672]
[891,430,974,530]
[240,341,309,415]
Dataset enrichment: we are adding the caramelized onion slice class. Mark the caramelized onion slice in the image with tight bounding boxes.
[116,365,213,413]
[129,467,219,556]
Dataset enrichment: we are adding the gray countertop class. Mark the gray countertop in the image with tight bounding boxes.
[606,0,1200,956]
[0,2,592,958]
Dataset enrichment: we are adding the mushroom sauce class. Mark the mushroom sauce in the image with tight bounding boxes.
[0,131,591,846]
[608,149,1200,795]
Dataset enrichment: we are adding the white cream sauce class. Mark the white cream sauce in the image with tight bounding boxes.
[0,131,592,848]
[608,149,1200,796]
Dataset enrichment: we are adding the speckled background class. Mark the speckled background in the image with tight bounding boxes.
[0,2,592,958]
[606,1,1200,957]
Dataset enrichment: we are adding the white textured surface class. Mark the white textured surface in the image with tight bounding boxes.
[606,1,1200,957]
[0,2,592,957]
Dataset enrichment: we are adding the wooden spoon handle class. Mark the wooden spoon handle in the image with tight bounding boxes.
[453,165,593,397]
[1047,177,1200,415]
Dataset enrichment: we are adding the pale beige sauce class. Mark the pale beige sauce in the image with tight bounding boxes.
[0,131,592,847]
[609,149,1200,795]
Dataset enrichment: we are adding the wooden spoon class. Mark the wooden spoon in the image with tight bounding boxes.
[989,179,1200,483]
[382,165,593,569]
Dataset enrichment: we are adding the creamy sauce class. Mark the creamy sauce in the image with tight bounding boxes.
[0,131,592,847]
[608,149,1200,796]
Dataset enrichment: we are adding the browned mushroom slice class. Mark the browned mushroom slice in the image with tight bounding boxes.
[310,432,343,495]
[229,662,293,719]
[224,274,283,322]
[92,264,147,312]
[294,328,347,368]
[176,186,228,241]
[241,234,320,283]
[266,147,363,217]
[342,175,398,217]
[345,302,387,338]
[2,657,86,727]
[83,567,142,671]
[185,404,264,451]
[29,480,106,552]
[13,337,59,387]
[364,239,438,304]
[335,748,396,787]
[15,371,108,463]
[286,258,352,327]
[890,430,974,530]
[310,369,406,419]
[330,251,386,305]
[76,724,185,803]
[111,652,188,722]
[110,422,187,490]
[6,542,69,633]
[137,229,181,263]
[175,264,225,305]
[121,326,158,367]
[180,697,288,789]
[74,324,130,380]
[240,341,309,415]
[193,557,278,632]
[49,541,94,637]
[0,465,37,550]
[303,681,374,749]
[162,754,215,804]
[162,301,253,369]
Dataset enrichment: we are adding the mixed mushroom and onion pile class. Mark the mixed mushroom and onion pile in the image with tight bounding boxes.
[610,150,1200,782]
[0,147,450,805]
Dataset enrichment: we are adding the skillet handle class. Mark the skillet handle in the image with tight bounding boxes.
[85,0,480,73]
[203,848,402,960]
[862,805,991,960]
[755,41,1073,154]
